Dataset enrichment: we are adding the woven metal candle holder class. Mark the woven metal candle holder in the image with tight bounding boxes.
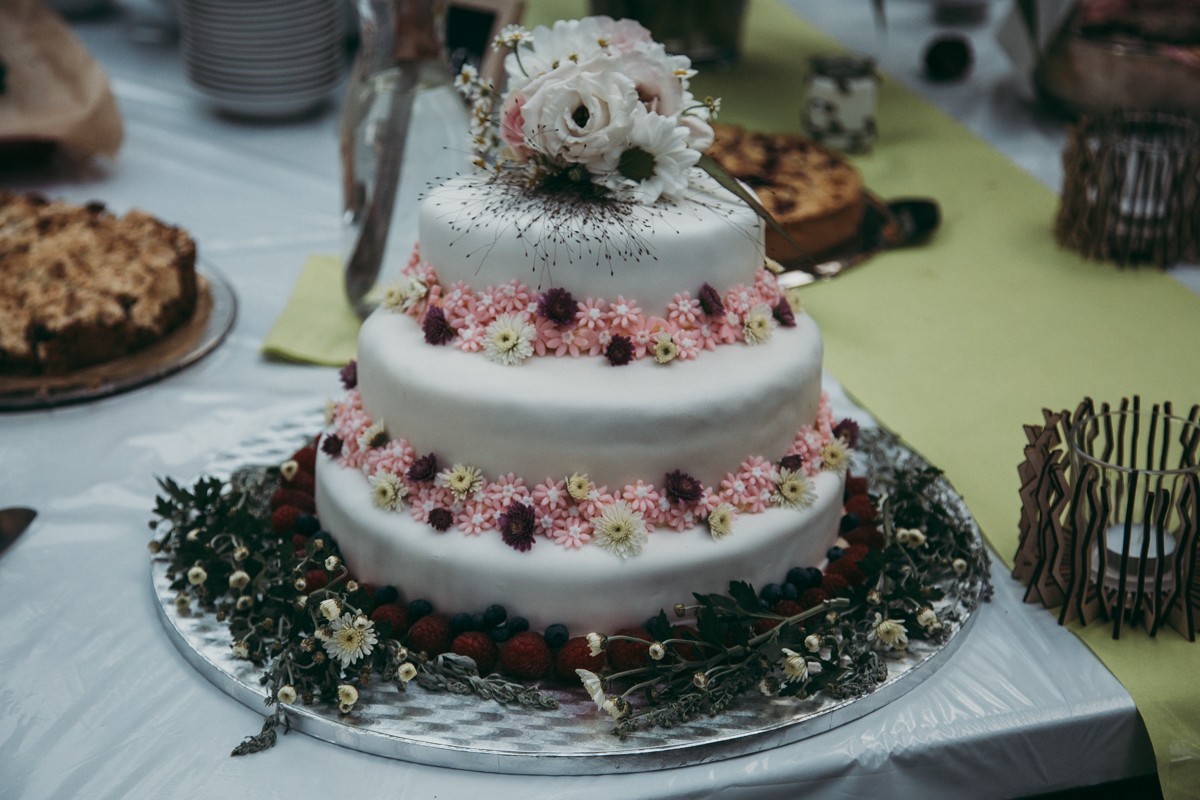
[1055,112,1200,267]
[1014,397,1200,639]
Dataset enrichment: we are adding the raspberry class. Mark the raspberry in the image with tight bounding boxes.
[825,557,864,585]
[844,525,885,550]
[270,505,302,533]
[800,588,830,609]
[452,631,498,673]
[370,603,409,639]
[773,600,804,618]
[667,626,701,661]
[821,573,851,595]
[553,637,605,680]
[304,568,328,591]
[292,443,318,474]
[270,488,315,513]
[607,627,653,672]
[844,494,875,523]
[284,471,316,494]
[499,631,551,679]
[842,544,870,563]
[844,475,869,500]
[407,612,452,656]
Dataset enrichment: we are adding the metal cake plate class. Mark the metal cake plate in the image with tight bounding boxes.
[152,410,985,775]
[0,261,236,411]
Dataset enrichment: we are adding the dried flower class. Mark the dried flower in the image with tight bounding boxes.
[438,464,484,500]
[358,420,389,452]
[277,685,297,704]
[339,360,358,390]
[325,555,340,571]
[698,282,725,317]
[781,648,808,681]
[692,672,709,690]
[233,545,250,562]
[324,613,379,668]
[428,508,453,531]
[407,453,439,483]
[321,434,344,457]
[279,459,300,481]
[917,607,938,629]
[586,633,607,656]
[591,500,648,559]
[605,334,634,366]
[567,473,590,501]
[706,503,735,539]
[897,528,927,548]
[952,557,969,574]
[759,675,780,696]
[337,683,359,713]
[866,589,882,605]
[228,570,250,590]
[648,642,666,661]
[653,332,678,364]
[499,501,537,552]
[742,305,775,344]
[872,616,909,651]
[577,668,606,709]
[804,634,822,653]
[232,641,250,659]
[397,662,418,683]
[187,566,207,586]
[773,297,796,328]
[236,596,254,611]
[537,287,578,327]
[422,306,456,345]
[774,469,816,510]
[821,438,850,475]
[602,696,631,719]
[369,470,409,511]
[320,598,341,621]
[663,469,703,505]
[483,313,536,365]
[833,418,861,449]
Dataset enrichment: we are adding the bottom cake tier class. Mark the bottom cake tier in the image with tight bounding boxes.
[315,456,845,633]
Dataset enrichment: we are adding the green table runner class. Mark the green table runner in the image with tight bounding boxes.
[266,2,1200,792]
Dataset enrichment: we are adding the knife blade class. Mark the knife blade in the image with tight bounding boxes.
[0,507,36,556]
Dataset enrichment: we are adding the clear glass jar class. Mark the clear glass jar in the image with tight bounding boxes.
[340,0,469,312]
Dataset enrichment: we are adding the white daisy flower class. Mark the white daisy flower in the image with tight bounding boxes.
[483,313,536,366]
[773,469,817,510]
[601,106,700,203]
[781,648,808,681]
[586,632,607,656]
[577,668,606,710]
[323,612,379,668]
[821,438,851,475]
[358,420,388,452]
[319,598,341,621]
[276,685,297,705]
[437,464,485,500]
[872,616,909,651]
[591,500,649,559]
[706,503,736,539]
[742,304,776,345]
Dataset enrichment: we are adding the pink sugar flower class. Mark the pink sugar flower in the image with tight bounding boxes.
[454,324,486,353]
[719,473,754,510]
[406,243,422,270]
[531,317,560,357]
[666,292,702,329]
[544,325,593,357]
[738,455,777,494]
[605,296,644,333]
[485,473,530,514]
[580,484,615,520]
[362,438,416,478]
[665,502,700,531]
[629,315,669,359]
[754,268,781,306]
[575,297,608,331]
[532,478,570,512]
[723,285,756,317]
[673,328,702,361]
[552,517,593,548]
[410,486,459,523]
[589,328,613,357]
[456,497,497,535]
[621,480,661,517]
[494,279,533,314]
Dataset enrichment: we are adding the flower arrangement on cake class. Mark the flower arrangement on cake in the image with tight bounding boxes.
[149,424,990,753]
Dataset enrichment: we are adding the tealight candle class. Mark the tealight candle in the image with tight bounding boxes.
[1093,522,1177,594]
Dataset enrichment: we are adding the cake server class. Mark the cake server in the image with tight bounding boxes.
[778,197,941,289]
[0,507,36,557]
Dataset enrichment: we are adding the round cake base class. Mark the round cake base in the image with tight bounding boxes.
[152,412,985,774]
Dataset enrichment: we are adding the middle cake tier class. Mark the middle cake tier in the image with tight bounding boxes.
[354,308,826,491]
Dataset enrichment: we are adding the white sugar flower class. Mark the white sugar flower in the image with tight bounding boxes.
[437,464,484,500]
[591,500,649,559]
[319,598,341,621]
[706,503,736,539]
[276,685,297,705]
[186,566,207,586]
[821,438,850,475]
[742,304,776,345]
[774,469,817,510]
[567,472,591,501]
[323,612,379,668]
[397,662,418,683]
[653,331,678,364]
[781,648,808,681]
[483,313,536,365]
[369,470,409,511]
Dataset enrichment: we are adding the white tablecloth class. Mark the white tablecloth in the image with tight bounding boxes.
[0,2,1164,797]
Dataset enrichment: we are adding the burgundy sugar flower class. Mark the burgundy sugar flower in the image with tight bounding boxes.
[321,434,344,457]
[407,453,439,483]
[428,507,453,532]
[773,297,796,328]
[605,334,634,366]
[833,419,860,448]
[339,360,358,389]
[537,287,578,327]
[698,283,725,317]
[423,306,456,345]
[779,453,805,472]
[499,501,537,552]
[663,469,703,505]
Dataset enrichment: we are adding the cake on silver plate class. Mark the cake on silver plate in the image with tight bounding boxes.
[316,15,854,635]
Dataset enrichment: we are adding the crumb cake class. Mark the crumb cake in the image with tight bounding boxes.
[707,122,866,262]
[0,192,197,374]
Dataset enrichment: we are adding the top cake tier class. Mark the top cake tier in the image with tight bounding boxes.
[417,172,766,311]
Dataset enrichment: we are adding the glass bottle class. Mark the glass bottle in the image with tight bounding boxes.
[340,0,469,314]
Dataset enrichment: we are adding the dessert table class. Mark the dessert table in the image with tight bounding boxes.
[1,0,1194,797]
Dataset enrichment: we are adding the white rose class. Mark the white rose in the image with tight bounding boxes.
[519,58,639,173]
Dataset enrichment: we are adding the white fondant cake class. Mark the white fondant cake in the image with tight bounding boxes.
[313,14,853,640]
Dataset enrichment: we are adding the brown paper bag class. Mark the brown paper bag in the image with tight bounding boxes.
[0,0,122,159]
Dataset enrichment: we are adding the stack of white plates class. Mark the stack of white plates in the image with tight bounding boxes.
[180,0,345,119]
